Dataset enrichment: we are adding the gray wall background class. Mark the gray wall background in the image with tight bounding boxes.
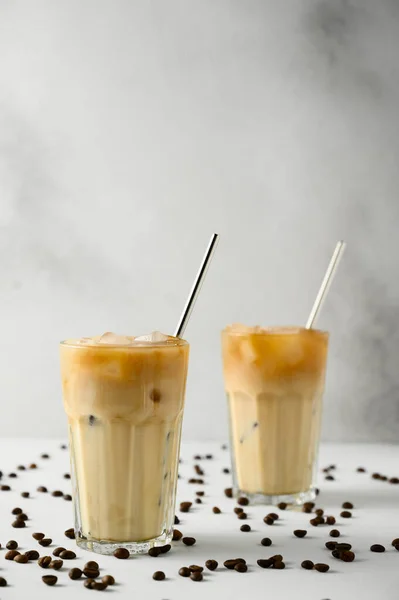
[0,0,398,441]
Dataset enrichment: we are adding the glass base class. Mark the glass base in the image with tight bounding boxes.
[75,529,173,556]
[235,486,317,507]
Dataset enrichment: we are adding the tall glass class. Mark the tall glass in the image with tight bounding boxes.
[60,335,189,555]
[221,326,328,505]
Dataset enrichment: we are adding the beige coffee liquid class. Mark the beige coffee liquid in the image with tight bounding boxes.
[222,326,328,497]
[60,334,189,543]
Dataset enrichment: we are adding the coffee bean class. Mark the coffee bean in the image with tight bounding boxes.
[264,516,274,525]
[357,467,366,472]
[190,571,203,581]
[224,488,233,498]
[237,497,249,506]
[315,508,324,516]
[293,529,307,538]
[195,498,202,504]
[325,541,337,550]
[159,544,171,554]
[180,501,192,513]
[273,561,285,569]
[84,579,95,589]
[114,547,129,559]
[173,529,183,541]
[179,567,191,577]
[51,560,63,570]
[5,550,20,560]
[21,492,30,498]
[51,490,63,497]
[234,507,244,515]
[391,538,399,547]
[189,565,203,573]
[12,507,22,515]
[42,575,57,586]
[0,577,7,586]
[92,582,107,591]
[330,529,340,538]
[33,532,45,541]
[372,472,381,479]
[84,560,99,570]
[205,559,218,571]
[83,567,100,578]
[235,562,248,572]
[325,475,334,481]
[380,475,388,481]
[41,453,50,459]
[326,516,336,525]
[194,465,204,476]
[314,563,330,572]
[224,559,245,569]
[12,519,25,528]
[238,512,247,520]
[64,494,72,501]
[196,491,205,497]
[14,554,29,563]
[59,550,76,559]
[342,502,354,509]
[206,454,213,459]
[335,543,352,551]
[53,547,66,557]
[257,559,272,568]
[38,556,52,568]
[302,506,312,513]
[301,560,314,570]
[25,550,40,560]
[304,502,315,510]
[18,513,28,521]
[261,537,272,546]
[174,515,180,525]
[390,477,399,484]
[148,547,161,557]
[6,540,18,549]
[277,502,287,510]
[213,506,221,514]
[29,463,37,469]
[64,528,75,539]
[340,511,352,518]
[240,525,251,532]
[188,478,204,484]
[310,518,320,527]
[102,575,115,585]
[152,571,165,581]
[9,472,17,478]
[69,568,83,580]
[370,544,385,553]
[270,554,283,563]
[332,550,341,559]
[1,485,11,491]
[38,538,52,547]
[17,465,26,471]
[182,537,196,546]
[194,454,202,460]
[223,468,230,474]
[340,551,355,562]
[64,473,71,479]
[37,486,47,493]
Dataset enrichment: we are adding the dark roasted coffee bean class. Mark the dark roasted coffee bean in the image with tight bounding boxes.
[264,516,274,525]
[1,485,11,491]
[205,559,218,571]
[92,582,107,591]
[372,473,381,479]
[224,559,238,569]
[173,529,183,541]
[69,568,83,580]
[64,494,72,501]
[6,540,18,550]
[325,541,337,550]
[340,550,355,562]
[196,491,205,497]
[315,508,324,516]
[303,502,315,510]
[301,559,314,570]
[25,550,40,560]
[148,547,161,557]
[38,556,52,568]
[39,538,52,547]
[9,472,17,478]
[152,571,165,581]
[302,506,312,513]
[238,512,247,520]
[64,528,75,539]
[325,475,334,481]
[314,563,330,572]
[206,454,213,459]
[159,544,171,554]
[114,547,129,559]
[261,537,272,546]
[42,575,57,586]
[12,519,25,528]
[213,506,221,514]
[51,560,63,570]
[237,497,249,506]
[180,501,192,513]
[182,537,196,546]
[370,544,385,553]
[12,507,22,515]
[17,465,25,471]
[17,513,28,521]
[33,532,45,541]
[195,498,202,504]
[330,529,340,538]
[342,502,354,509]
[84,561,99,570]
[224,487,233,498]
[59,550,76,559]
[41,453,50,459]
[102,575,115,585]
[53,547,66,557]
[21,492,30,498]
[0,577,7,586]
[29,463,37,469]
[174,515,180,524]
[357,467,366,472]
[240,524,251,532]
[390,477,399,484]
[83,567,100,578]
[234,507,244,514]
[294,529,307,538]
[270,554,283,563]
[179,567,190,577]
[380,475,388,481]
[52,490,63,497]
[5,550,20,560]
[326,516,336,525]
[268,512,279,520]
[273,561,286,569]
[335,543,352,551]
[190,571,203,581]
[235,562,248,572]
[277,502,287,510]
[340,511,352,518]
[37,486,48,493]
[64,473,71,479]
[392,538,399,547]
[310,518,320,527]
[223,468,230,474]
[332,550,341,559]
[257,558,272,568]
[84,578,95,589]
[189,565,203,573]
[14,554,29,563]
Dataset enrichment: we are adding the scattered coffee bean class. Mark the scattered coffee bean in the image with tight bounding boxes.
[12,519,25,528]
[330,529,340,538]
[5,550,20,560]
[51,490,63,497]
[33,532,45,541]
[389,477,399,484]
[325,541,337,550]
[174,515,180,524]
[38,556,52,568]
[148,547,161,557]
[391,538,399,547]
[83,567,100,578]
[25,550,40,560]
[213,506,221,514]
[237,497,249,506]
[17,513,28,521]
[37,486,47,493]
[182,537,196,546]
[0,577,7,586]
[64,473,71,479]
[294,529,307,538]
[65,528,75,539]
[332,550,340,559]
[69,568,83,580]
[264,516,275,525]
[173,529,183,541]
[84,579,95,589]
[335,543,352,551]
[14,554,29,563]
[12,507,22,515]
[277,502,287,510]
[29,463,37,469]
[39,538,52,547]
[325,475,334,481]
[310,518,320,527]
[342,502,354,509]
[17,465,26,471]
[92,582,107,591]
[223,468,230,474]
[6,540,18,549]
[261,537,272,546]
[64,494,72,501]
[315,508,324,516]
[21,492,30,498]
[194,455,201,460]
[340,550,355,562]
[190,571,203,581]
[273,561,286,569]
[114,547,129,559]
[205,559,218,571]
[238,512,247,520]
[224,488,233,498]
[380,475,388,481]
[206,454,213,459]
[301,560,314,570]
[234,507,244,515]
[257,559,272,568]
[102,575,115,586]
[9,472,17,478]
[1,485,11,491]
[326,516,336,525]
[42,575,57,586]
[270,554,283,563]
[240,524,251,532]
[304,502,315,510]
[302,505,312,513]
[235,562,248,572]
[53,547,66,557]
[59,550,76,559]
[179,567,191,577]
[314,563,330,572]
[159,544,171,554]
[85,560,99,570]
[180,501,192,513]
[51,560,63,570]
[370,544,385,553]
[188,478,204,484]
[224,559,242,569]
[357,467,366,472]
[194,465,204,476]
[196,491,205,497]
[189,565,203,573]
[340,511,352,518]
[195,498,202,504]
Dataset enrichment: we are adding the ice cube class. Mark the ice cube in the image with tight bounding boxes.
[134,331,169,343]
[77,337,96,345]
[97,332,132,345]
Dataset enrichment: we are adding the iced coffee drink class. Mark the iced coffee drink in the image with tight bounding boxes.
[60,331,189,554]
[222,325,328,505]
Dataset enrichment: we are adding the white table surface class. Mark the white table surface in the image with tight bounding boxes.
[0,439,397,600]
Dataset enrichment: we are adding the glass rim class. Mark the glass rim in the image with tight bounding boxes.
[221,325,329,337]
[60,337,189,350]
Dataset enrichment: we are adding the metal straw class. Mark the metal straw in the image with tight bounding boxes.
[174,233,219,338]
[306,240,346,330]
